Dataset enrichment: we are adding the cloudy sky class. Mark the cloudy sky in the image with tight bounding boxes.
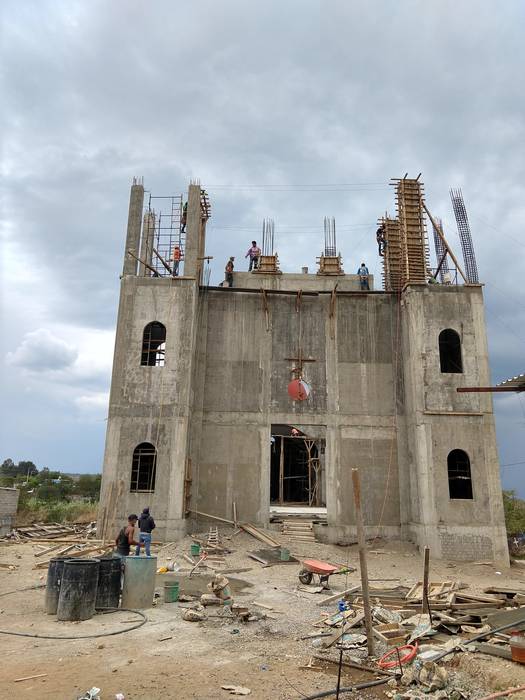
[1,1,524,492]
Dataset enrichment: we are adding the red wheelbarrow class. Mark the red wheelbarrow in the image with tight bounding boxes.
[298,559,355,588]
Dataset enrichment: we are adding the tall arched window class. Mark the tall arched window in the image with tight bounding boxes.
[447,449,472,499]
[439,329,462,373]
[141,322,166,367]
[130,442,157,492]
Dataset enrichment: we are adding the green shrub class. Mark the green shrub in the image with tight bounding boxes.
[503,490,525,536]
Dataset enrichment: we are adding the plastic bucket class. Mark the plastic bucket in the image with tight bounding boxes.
[57,558,100,621]
[164,581,180,603]
[190,543,200,557]
[96,555,122,610]
[45,557,66,615]
[280,548,290,561]
[510,631,525,664]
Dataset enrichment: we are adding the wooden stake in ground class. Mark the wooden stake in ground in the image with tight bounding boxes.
[351,468,375,656]
[422,546,430,614]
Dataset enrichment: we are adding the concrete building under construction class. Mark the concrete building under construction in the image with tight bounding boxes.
[98,176,509,564]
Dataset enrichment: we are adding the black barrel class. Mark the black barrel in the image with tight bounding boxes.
[44,557,66,615]
[57,558,100,621]
[95,555,122,610]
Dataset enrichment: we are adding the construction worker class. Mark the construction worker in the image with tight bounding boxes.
[172,245,182,276]
[115,514,143,558]
[225,256,234,287]
[357,262,370,291]
[180,201,188,233]
[245,240,261,271]
[135,507,156,557]
[376,225,386,256]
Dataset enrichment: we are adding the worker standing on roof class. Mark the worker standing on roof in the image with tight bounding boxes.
[245,240,261,271]
[172,245,182,276]
[225,256,235,287]
[180,201,188,233]
[357,262,370,290]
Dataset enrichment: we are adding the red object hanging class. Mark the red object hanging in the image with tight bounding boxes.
[287,378,311,401]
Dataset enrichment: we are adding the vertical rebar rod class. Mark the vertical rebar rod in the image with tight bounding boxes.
[450,188,479,283]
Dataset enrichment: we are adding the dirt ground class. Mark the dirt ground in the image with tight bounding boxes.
[1,530,525,700]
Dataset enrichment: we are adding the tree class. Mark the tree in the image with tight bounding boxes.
[0,459,38,478]
[17,461,38,477]
[76,474,101,500]
[0,459,16,477]
[503,490,525,536]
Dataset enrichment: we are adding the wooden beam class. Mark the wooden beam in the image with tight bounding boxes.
[420,201,468,284]
[189,510,235,525]
[152,247,173,275]
[351,468,375,656]
[127,250,159,276]
[457,386,525,393]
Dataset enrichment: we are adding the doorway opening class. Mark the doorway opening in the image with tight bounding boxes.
[270,424,325,506]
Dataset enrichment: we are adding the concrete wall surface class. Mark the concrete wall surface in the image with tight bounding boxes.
[99,269,508,563]
[0,487,20,536]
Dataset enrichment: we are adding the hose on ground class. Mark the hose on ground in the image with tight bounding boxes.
[0,607,147,639]
[300,677,389,699]
[0,587,147,638]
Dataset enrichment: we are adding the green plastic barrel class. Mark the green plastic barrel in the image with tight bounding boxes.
[280,547,290,561]
[190,543,200,557]
[164,581,180,603]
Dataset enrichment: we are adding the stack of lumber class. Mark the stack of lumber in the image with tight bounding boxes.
[281,519,316,543]
[4,521,97,542]
[240,523,281,547]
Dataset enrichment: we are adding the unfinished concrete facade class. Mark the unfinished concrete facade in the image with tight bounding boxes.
[99,177,509,564]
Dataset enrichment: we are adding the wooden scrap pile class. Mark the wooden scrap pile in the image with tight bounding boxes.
[312,580,525,658]
[32,540,113,569]
[4,521,97,542]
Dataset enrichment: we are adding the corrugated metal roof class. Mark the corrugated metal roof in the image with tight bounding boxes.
[497,373,525,389]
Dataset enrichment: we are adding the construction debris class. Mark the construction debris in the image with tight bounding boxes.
[4,522,97,542]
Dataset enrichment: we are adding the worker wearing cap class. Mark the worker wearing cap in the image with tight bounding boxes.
[225,256,234,287]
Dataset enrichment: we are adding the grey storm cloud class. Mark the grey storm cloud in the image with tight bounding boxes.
[6,329,78,371]
[1,0,524,482]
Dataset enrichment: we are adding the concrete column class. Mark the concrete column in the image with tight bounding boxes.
[139,211,156,276]
[122,180,145,276]
[182,184,203,279]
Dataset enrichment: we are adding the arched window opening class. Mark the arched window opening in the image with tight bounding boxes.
[131,442,157,492]
[447,449,472,499]
[439,329,462,373]
[141,322,166,367]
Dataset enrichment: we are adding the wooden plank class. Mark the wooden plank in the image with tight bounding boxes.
[190,510,235,525]
[247,553,269,566]
[34,543,67,558]
[487,607,525,629]
[317,585,361,607]
[473,643,512,660]
[14,673,48,683]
